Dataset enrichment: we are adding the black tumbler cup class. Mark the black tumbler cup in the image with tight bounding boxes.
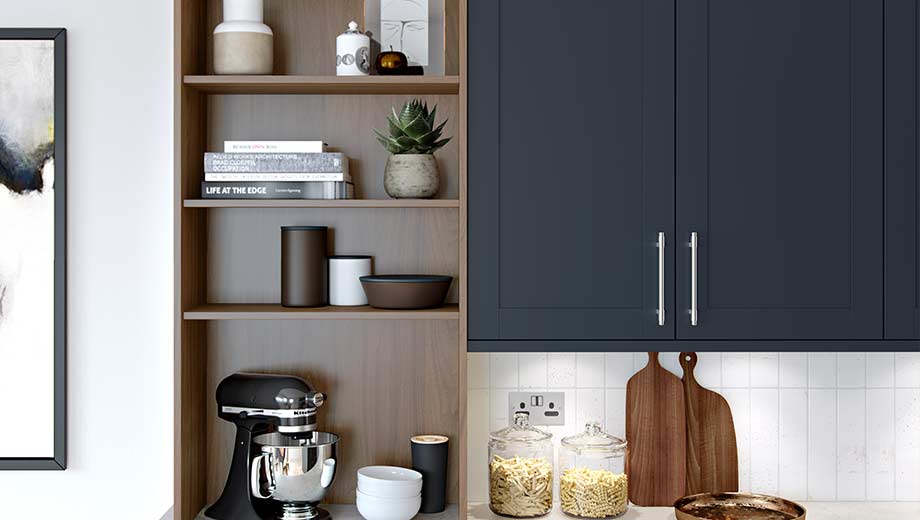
[411,435,449,513]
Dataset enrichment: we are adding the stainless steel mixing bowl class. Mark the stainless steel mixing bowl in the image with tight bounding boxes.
[251,431,339,520]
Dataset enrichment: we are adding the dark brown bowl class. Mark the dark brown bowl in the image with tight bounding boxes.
[359,275,453,309]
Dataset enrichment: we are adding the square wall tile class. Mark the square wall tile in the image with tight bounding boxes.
[658,352,683,378]
[693,352,722,388]
[867,389,895,500]
[548,353,576,388]
[519,353,547,388]
[867,353,895,388]
[779,353,808,388]
[605,389,627,439]
[723,353,751,388]
[751,353,779,388]
[490,353,518,389]
[723,389,751,492]
[750,389,779,495]
[577,353,605,388]
[605,353,636,388]
[491,390,511,423]
[779,389,808,500]
[576,388,605,426]
[836,389,867,500]
[808,389,837,500]
[837,353,866,388]
[809,353,837,388]
[895,389,920,500]
[895,353,920,388]
[468,353,490,389]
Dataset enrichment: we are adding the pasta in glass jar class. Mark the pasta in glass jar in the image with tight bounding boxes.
[559,422,629,518]
[488,411,554,517]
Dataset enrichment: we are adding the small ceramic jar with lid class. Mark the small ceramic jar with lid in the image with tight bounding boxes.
[213,0,273,75]
[559,422,629,518]
[336,21,370,76]
[488,411,553,517]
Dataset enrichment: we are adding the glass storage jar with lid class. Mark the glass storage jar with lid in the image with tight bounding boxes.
[559,422,629,518]
[488,410,554,517]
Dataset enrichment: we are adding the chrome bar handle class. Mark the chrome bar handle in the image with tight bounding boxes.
[690,231,699,326]
[657,232,665,326]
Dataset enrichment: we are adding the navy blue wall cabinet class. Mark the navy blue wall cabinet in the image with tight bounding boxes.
[885,0,920,340]
[469,0,918,351]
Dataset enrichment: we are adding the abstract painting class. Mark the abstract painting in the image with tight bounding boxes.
[0,29,66,470]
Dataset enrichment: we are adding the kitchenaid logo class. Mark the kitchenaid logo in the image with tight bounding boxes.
[293,410,311,416]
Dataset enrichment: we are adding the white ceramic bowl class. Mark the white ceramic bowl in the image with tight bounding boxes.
[356,489,422,520]
[356,466,423,498]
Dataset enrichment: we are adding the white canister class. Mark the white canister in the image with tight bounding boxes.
[329,255,373,306]
[213,0,273,75]
[336,21,371,76]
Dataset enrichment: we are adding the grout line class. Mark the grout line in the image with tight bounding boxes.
[806,353,810,500]
[864,352,869,500]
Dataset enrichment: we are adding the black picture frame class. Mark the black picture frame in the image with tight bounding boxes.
[0,28,66,471]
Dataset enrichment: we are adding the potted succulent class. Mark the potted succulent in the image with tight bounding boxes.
[374,99,452,198]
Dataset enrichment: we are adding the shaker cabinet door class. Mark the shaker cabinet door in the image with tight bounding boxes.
[885,0,920,340]
[676,0,884,339]
[469,0,675,340]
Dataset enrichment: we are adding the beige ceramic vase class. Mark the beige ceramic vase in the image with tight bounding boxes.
[213,0,273,75]
[384,154,440,199]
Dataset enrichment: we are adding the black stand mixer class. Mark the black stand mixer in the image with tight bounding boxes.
[205,373,339,520]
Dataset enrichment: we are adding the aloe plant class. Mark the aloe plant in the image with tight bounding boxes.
[374,99,452,154]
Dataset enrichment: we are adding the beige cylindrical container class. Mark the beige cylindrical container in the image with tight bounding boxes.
[213,0,273,75]
[488,411,554,517]
[559,423,629,518]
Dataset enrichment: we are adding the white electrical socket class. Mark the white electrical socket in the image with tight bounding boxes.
[508,391,565,426]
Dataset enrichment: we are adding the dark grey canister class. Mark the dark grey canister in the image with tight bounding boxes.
[411,435,449,513]
[281,226,328,307]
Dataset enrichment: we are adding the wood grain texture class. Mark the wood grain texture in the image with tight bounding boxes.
[207,95,460,200]
[176,0,209,518]
[205,320,461,504]
[185,75,461,95]
[625,352,688,506]
[184,199,460,208]
[184,303,459,320]
[206,207,459,303]
[445,0,460,75]
[679,352,739,495]
[206,0,364,75]
[456,0,468,516]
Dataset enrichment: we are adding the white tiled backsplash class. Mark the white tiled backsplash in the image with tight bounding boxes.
[467,352,920,503]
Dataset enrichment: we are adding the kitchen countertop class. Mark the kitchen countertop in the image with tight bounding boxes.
[467,501,920,520]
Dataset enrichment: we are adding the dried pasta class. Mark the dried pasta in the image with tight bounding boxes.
[489,455,553,517]
[560,467,628,518]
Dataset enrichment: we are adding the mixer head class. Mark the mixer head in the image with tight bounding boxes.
[215,373,326,433]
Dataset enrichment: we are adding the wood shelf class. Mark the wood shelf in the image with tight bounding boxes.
[183,199,461,208]
[184,303,460,320]
[183,75,461,95]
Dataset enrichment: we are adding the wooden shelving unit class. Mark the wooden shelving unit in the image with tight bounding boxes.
[184,74,461,95]
[174,0,467,519]
[184,198,461,208]
[184,303,460,321]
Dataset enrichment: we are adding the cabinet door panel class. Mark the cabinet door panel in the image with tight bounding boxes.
[885,0,920,339]
[676,0,883,339]
[469,0,675,340]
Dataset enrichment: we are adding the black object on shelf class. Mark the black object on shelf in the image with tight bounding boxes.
[281,226,328,307]
[411,435,449,514]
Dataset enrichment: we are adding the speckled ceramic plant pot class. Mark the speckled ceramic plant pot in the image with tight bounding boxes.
[384,154,440,199]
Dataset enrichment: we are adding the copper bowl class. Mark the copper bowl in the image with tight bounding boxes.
[360,275,452,309]
[674,492,806,520]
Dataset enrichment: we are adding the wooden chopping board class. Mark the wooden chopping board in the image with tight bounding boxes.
[680,352,739,495]
[626,352,687,506]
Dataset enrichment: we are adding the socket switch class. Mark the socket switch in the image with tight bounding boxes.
[508,391,565,426]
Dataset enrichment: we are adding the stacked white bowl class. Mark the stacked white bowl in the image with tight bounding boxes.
[356,466,423,520]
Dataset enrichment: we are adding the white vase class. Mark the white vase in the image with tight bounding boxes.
[213,0,273,75]
[384,154,440,199]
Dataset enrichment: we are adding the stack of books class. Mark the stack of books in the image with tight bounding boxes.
[202,141,355,200]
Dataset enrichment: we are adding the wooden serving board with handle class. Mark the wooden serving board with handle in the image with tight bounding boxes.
[680,352,739,495]
[626,352,687,506]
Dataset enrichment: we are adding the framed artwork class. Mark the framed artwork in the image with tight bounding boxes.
[366,0,445,74]
[0,28,66,470]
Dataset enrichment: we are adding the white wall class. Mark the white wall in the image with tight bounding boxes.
[0,1,173,518]
[469,352,920,504]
